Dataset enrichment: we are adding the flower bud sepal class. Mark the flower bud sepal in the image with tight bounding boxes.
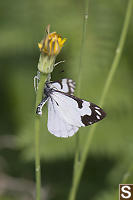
[38,53,56,74]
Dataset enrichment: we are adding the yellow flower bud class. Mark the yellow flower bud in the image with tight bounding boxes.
[38,28,66,56]
[37,25,66,74]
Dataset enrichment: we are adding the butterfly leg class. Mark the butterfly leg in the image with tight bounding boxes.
[36,96,49,115]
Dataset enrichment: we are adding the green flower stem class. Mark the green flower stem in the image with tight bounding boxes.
[35,73,48,200]
[68,0,133,200]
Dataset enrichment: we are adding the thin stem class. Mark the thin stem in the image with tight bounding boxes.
[77,0,89,93]
[35,73,48,200]
[68,0,133,200]
[69,0,89,199]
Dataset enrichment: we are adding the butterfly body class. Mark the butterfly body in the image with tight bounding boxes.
[36,79,106,137]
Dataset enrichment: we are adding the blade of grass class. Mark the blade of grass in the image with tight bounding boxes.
[35,73,48,200]
[68,0,133,200]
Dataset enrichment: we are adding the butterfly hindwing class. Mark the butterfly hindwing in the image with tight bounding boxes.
[51,79,75,95]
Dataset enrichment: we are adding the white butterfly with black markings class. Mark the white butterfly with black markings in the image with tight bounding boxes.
[36,79,106,138]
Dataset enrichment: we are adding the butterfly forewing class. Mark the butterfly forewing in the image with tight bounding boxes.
[64,94,106,126]
[80,102,106,126]
[48,91,106,129]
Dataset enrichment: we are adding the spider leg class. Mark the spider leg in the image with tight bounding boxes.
[34,71,40,92]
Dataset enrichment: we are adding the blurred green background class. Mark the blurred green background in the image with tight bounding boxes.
[0,0,133,199]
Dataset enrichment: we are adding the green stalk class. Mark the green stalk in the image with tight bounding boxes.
[68,0,133,200]
[35,73,48,200]
[72,0,89,193]
[77,0,89,93]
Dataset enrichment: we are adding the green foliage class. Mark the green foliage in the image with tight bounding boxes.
[0,0,133,199]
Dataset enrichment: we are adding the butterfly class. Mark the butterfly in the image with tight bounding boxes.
[36,79,106,138]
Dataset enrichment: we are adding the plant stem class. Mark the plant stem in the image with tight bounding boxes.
[68,0,133,200]
[35,73,48,200]
[77,0,89,93]
[71,0,89,197]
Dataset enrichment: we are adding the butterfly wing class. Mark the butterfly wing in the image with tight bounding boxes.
[50,91,106,126]
[50,79,75,94]
[47,97,79,137]
[47,91,106,137]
